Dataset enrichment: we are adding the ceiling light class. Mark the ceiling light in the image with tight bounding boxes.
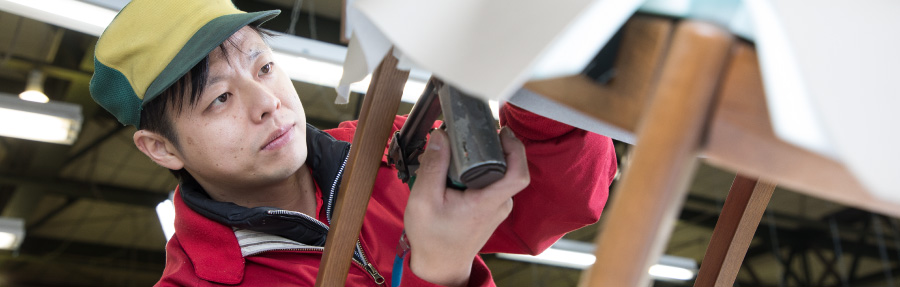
[497,247,597,269]
[496,239,698,281]
[272,51,371,95]
[0,233,16,249]
[18,91,48,104]
[19,70,48,103]
[0,93,82,145]
[155,192,175,241]
[649,264,695,281]
[0,217,25,251]
[0,0,116,36]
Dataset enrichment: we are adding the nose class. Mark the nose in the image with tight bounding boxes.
[242,80,281,123]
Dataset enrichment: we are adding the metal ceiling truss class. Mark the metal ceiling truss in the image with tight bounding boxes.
[681,199,900,287]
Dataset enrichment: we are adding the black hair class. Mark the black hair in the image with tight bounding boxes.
[139,26,274,182]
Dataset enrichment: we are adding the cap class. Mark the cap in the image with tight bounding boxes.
[89,0,280,127]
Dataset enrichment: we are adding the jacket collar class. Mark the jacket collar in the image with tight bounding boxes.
[172,123,350,284]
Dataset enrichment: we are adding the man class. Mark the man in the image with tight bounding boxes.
[89,0,616,286]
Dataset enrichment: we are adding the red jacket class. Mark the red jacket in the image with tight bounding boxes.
[155,104,616,286]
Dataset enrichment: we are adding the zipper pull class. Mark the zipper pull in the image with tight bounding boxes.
[364,262,386,285]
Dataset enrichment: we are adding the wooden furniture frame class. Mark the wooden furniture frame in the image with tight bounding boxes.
[320,14,900,287]
[530,16,900,286]
[316,52,409,286]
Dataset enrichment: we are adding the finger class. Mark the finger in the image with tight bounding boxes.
[499,127,529,182]
[411,129,451,203]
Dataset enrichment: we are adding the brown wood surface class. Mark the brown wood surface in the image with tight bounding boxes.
[702,44,900,218]
[523,15,672,134]
[526,18,900,218]
[694,175,776,287]
[582,21,733,287]
[315,52,408,286]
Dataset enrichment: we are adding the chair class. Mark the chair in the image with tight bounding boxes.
[318,14,900,287]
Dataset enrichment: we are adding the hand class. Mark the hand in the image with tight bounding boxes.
[404,127,530,286]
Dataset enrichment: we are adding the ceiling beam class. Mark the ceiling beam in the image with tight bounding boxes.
[232,0,343,45]
[677,202,900,263]
[16,235,165,272]
[0,173,167,207]
[1,56,93,82]
[853,264,900,286]
[683,194,900,242]
[26,197,77,230]
[741,221,900,263]
[0,235,165,287]
[63,125,128,167]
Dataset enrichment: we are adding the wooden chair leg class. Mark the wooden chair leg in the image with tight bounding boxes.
[694,175,776,287]
[581,21,733,287]
[316,51,409,286]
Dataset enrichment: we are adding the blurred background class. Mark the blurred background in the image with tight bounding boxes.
[0,0,898,286]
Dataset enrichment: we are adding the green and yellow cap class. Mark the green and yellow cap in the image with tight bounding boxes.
[90,0,279,127]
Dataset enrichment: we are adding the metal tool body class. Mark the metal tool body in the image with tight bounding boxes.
[388,78,506,189]
[388,79,442,183]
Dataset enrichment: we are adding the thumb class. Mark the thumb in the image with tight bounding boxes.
[411,129,451,201]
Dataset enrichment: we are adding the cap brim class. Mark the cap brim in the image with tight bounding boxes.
[143,10,281,107]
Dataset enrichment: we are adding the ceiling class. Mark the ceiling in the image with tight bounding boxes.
[0,1,898,286]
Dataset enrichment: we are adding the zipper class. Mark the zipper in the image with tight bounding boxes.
[244,246,366,269]
[326,152,350,223]
[363,262,386,285]
[243,246,324,257]
[267,210,330,230]
[323,149,384,285]
[356,241,386,285]
[245,245,384,285]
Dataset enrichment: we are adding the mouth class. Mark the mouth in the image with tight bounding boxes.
[261,123,296,151]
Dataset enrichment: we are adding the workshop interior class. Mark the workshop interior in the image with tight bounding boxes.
[0,0,899,286]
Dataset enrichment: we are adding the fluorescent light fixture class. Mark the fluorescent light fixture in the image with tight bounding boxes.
[0,217,25,250]
[496,239,698,281]
[156,192,176,241]
[652,252,699,282]
[0,0,116,36]
[497,247,596,269]
[18,91,49,104]
[0,93,82,145]
[19,70,49,103]
[272,51,372,96]
[649,264,695,281]
[0,232,16,249]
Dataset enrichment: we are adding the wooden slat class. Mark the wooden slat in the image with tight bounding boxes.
[581,21,733,287]
[315,52,408,286]
[523,15,672,134]
[694,175,776,287]
[702,44,900,218]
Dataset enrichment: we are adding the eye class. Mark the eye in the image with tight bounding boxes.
[211,93,230,107]
[258,62,273,76]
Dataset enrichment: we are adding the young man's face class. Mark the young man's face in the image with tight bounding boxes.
[169,26,309,191]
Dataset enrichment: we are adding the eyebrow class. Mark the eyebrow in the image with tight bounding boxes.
[248,48,264,62]
[206,47,266,87]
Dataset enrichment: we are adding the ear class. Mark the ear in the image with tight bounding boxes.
[134,130,185,170]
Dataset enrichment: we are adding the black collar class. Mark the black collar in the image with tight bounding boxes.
[179,123,350,246]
